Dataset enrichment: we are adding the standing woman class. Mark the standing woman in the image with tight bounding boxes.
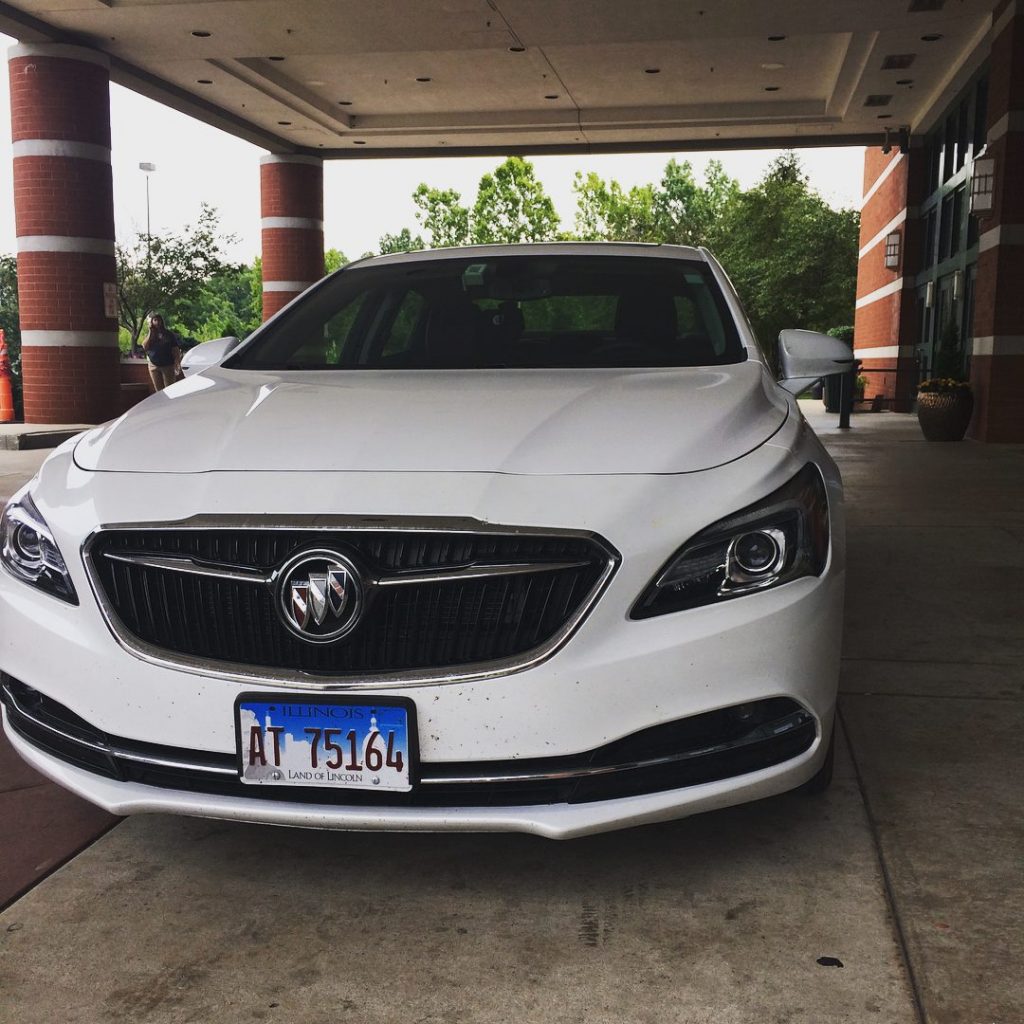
[142,313,182,392]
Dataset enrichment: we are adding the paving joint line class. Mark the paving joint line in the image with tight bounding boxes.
[837,701,928,1024]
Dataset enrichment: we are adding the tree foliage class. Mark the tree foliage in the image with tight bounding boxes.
[713,153,859,366]
[0,254,22,414]
[470,158,559,243]
[116,204,239,345]
[413,185,470,248]
[564,152,858,365]
[378,228,426,255]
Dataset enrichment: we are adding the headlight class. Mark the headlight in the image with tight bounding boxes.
[631,463,829,618]
[0,485,78,604]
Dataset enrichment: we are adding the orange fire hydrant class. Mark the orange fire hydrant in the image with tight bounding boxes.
[0,329,15,423]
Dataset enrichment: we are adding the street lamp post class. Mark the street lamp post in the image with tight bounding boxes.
[139,162,156,265]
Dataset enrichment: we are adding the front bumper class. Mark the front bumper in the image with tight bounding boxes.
[0,414,844,837]
[3,695,831,839]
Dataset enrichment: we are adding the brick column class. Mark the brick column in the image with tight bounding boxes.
[8,43,119,424]
[853,146,924,413]
[970,1,1024,441]
[260,155,324,320]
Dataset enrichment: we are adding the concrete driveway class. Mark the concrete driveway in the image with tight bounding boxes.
[0,406,1020,1023]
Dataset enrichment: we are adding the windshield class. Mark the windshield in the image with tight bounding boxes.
[229,254,745,371]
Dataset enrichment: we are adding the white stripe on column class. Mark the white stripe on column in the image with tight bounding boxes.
[263,280,315,292]
[987,110,1024,144]
[860,152,904,210]
[971,335,1024,356]
[859,208,911,258]
[7,43,110,70]
[260,217,324,230]
[853,345,916,360]
[12,139,111,162]
[855,278,906,309]
[259,154,323,167]
[16,235,115,255]
[978,224,1024,252]
[21,330,119,348]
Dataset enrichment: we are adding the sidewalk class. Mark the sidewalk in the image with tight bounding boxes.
[0,444,116,909]
[0,409,1021,1023]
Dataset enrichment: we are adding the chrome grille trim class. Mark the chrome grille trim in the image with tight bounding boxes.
[81,515,620,691]
[104,550,591,588]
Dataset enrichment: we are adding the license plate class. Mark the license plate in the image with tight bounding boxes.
[235,695,415,792]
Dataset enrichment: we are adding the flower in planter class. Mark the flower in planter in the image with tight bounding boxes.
[918,378,972,394]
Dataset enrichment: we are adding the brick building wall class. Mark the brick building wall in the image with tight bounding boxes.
[8,43,119,424]
[260,155,325,320]
[970,0,1024,441]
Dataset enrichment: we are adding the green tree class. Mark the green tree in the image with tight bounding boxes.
[413,185,470,247]
[117,204,239,346]
[654,159,741,248]
[572,172,658,242]
[470,157,559,244]
[324,248,349,274]
[378,228,426,255]
[714,152,860,367]
[172,260,262,342]
[0,254,22,415]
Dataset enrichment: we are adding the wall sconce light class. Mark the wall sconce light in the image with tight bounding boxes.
[925,280,935,308]
[970,158,995,214]
[952,269,963,302]
[884,230,901,269]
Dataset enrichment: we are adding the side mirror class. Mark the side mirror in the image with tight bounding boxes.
[180,336,241,377]
[777,329,855,395]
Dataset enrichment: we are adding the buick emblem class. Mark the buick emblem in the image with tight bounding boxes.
[275,549,364,643]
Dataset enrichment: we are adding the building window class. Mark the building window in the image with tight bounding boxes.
[924,209,937,267]
[956,100,969,171]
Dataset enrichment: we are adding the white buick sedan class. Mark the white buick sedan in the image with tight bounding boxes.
[1,244,850,838]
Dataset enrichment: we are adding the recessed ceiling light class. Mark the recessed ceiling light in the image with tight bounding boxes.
[764,86,781,92]
[277,120,292,126]
[191,30,211,38]
[338,100,353,105]
[307,79,325,86]
[415,76,432,82]
[761,62,785,71]
[921,33,943,42]
[896,78,914,85]
[877,114,894,119]
[509,45,526,53]
[196,79,213,85]
[353,140,366,145]
[268,55,285,61]
[882,53,916,70]
[644,67,661,74]
[544,94,559,100]
[768,34,786,42]
[865,94,893,106]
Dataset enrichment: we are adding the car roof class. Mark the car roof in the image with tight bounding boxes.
[354,241,708,269]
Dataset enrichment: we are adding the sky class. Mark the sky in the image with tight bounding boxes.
[0,33,865,264]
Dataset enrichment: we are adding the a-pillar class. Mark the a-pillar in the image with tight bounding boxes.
[853,145,925,413]
[8,43,120,424]
[970,0,1024,441]
[260,155,324,320]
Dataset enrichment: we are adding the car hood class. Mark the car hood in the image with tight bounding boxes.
[74,362,788,476]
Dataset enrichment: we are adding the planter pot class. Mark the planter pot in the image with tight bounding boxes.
[917,390,974,441]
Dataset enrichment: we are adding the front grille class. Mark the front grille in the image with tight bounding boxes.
[86,525,615,676]
[2,678,817,807]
